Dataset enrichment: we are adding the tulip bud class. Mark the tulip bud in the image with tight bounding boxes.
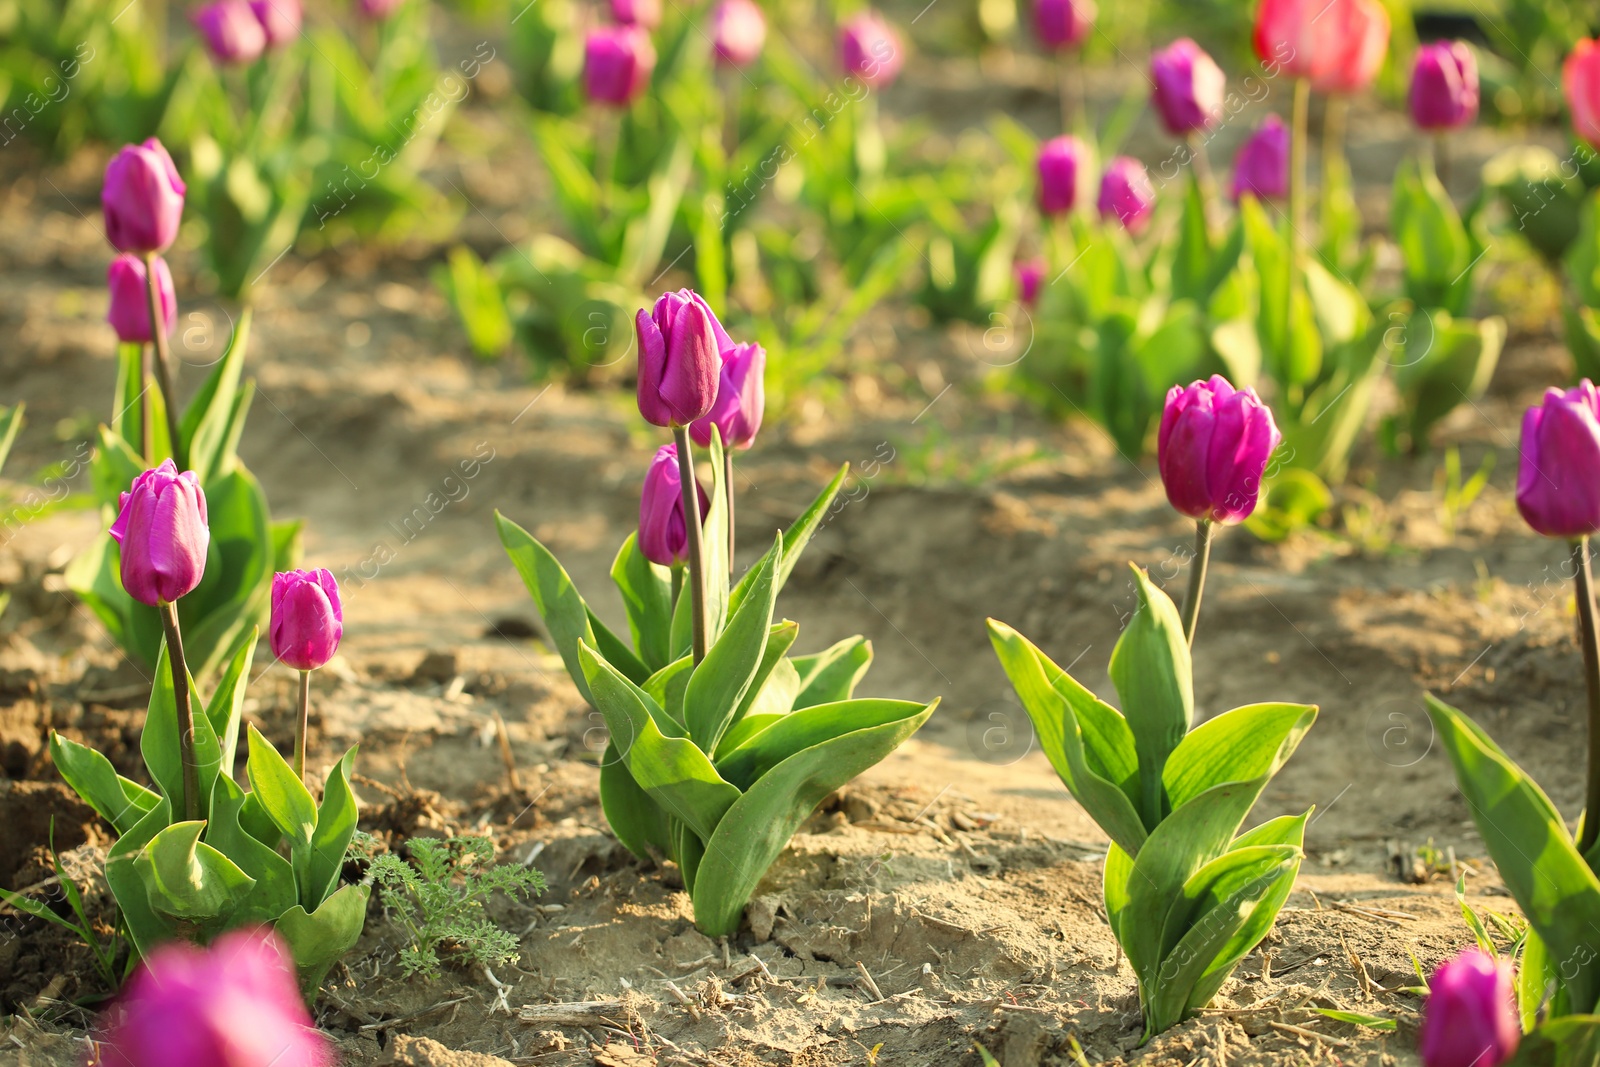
[248,0,301,48]
[1037,135,1090,216]
[107,254,177,344]
[637,289,726,428]
[1567,38,1600,148]
[1229,114,1290,202]
[691,342,765,450]
[1409,41,1479,131]
[839,13,903,89]
[1515,381,1600,539]
[93,929,333,1067]
[1252,0,1335,81]
[271,569,344,671]
[357,0,402,18]
[713,0,766,68]
[102,139,186,256]
[1032,0,1093,52]
[1097,156,1156,233]
[1150,38,1225,136]
[1418,950,1519,1067]
[640,444,710,567]
[108,459,209,606]
[1015,258,1045,308]
[610,0,660,29]
[191,0,268,64]
[584,25,656,107]
[1311,0,1390,94]
[1158,375,1281,525]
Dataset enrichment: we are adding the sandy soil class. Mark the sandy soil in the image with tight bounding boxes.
[0,48,1585,1067]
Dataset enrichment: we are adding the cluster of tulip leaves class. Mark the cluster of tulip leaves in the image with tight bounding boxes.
[1427,696,1600,1064]
[65,313,302,682]
[988,567,1316,1038]
[1383,157,1504,454]
[49,633,366,992]
[496,437,935,937]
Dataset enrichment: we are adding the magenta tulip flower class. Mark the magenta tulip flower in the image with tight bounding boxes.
[102,139,186,256]
[610,0,660,28]
[1158,375,1281,525]
[839,13,903,89]
[713,0,766,68]
[107,254,176,344]
[584,25,656,107]
[1016,258,1045,308]
[1253,0,1335,81]
[357,0,402,18]
[248,0,301,47]
[636,290,725,428]
[1515,381,1600,539]
[1151,39,1225,136]
[1032,0,1093,51]
[640,444,710,567]
[192,0,268,64]
[1230,113,1290,201]
[271,569,343,671]
[691,342,765,450]
[1097,156,1155,233]
[1037,135,1089,216]
[108,460,209,607]
[1568,39,1600,148]
[1410,41,1479,131]
[1312,0,1390,94]
[1418,950,1519,1067]
[93,929,332,1067]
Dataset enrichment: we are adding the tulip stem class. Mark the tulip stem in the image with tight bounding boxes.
[1574,537,1600,856]
[142,252,186,471]
[294,669,311,785]
[673,426,708,663]
[724,449,736,575]
[158,601,201,823]
[670,562,684,615]
[1186,133,1218,237]
[1320,93,1347,249]
[1285,77,1308,408]
[1180,519,1213,647]
[140,342,155,463]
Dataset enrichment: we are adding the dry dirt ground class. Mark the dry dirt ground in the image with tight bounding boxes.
[0,46,1587,1067]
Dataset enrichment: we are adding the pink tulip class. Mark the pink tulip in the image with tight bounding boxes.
[248,0,301,47]
[191,0,268,64]
[639,444,710,567]
[839,13,903,89]
[1158,375,1281,525]
[1032,0,1093,52]
[636,289,727,428]
[1097,156,1155,233]
[1311,0,1390,94]
[93,929,332,1067]
[357,0,402,18]
[1410,41,1479,130]
[1418,950,1519,1067]
[271,569,344,671]
[1015,259,1045,308]
[610,0,660,29]
[1037,134,1090,216]
[1253,0,1335,81]
[1516,381,1600,539]
[109,459,210,606]
[1567,39,1600,148]
[1151,38,1226,136]
[691,342,765,450]
[107,254,177,344]
[713,0,766,68]
[102,139,186,256]
[1229,113,1290,202]
[584,25,656,107]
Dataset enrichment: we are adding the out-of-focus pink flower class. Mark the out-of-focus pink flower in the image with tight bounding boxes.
[1158,375,1282,525]
[102,139,186,255]
[1229,113,1290,201]
[191,0,268,64]
[713,0,765,67]
[1418,950,1519,1067]
[1311,0,1390,94]
[1032,0,1093,51]
[1037,135,1090,216]
[1567,38,1600,148]
[585,25,656,107]
[1097,156,1155,233]
[107,254,177,344]
[1151,38,1225,136]
[839,12,903,89]
[1410,41,1479,130]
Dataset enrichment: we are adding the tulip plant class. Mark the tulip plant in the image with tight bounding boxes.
[69,140,300,682]
[497,289,934,937]
[991,376,1316,1039]
[1428,381,1600,1054]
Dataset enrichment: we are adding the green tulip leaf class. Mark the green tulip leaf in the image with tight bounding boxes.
[135,820,256,924]
[790,635,873,709]
[205,626,257,780]
[1427,695,1600,1016]
[692,698,937,937]
[715,698,932,792]
[1107,565,1193,827]
[275,882,371,995]
[740,650,801,723]
[684,534,780,751]
[206,776,298,926]
[305,746,360,909]
[600,747,673,860]
[246,724,317,851]
[642,656,694,734]
[1162,703,1317,811]
[48,731,159,835]
[141,641,224,823]
[611,532,673,672]
[104,797,174,959]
